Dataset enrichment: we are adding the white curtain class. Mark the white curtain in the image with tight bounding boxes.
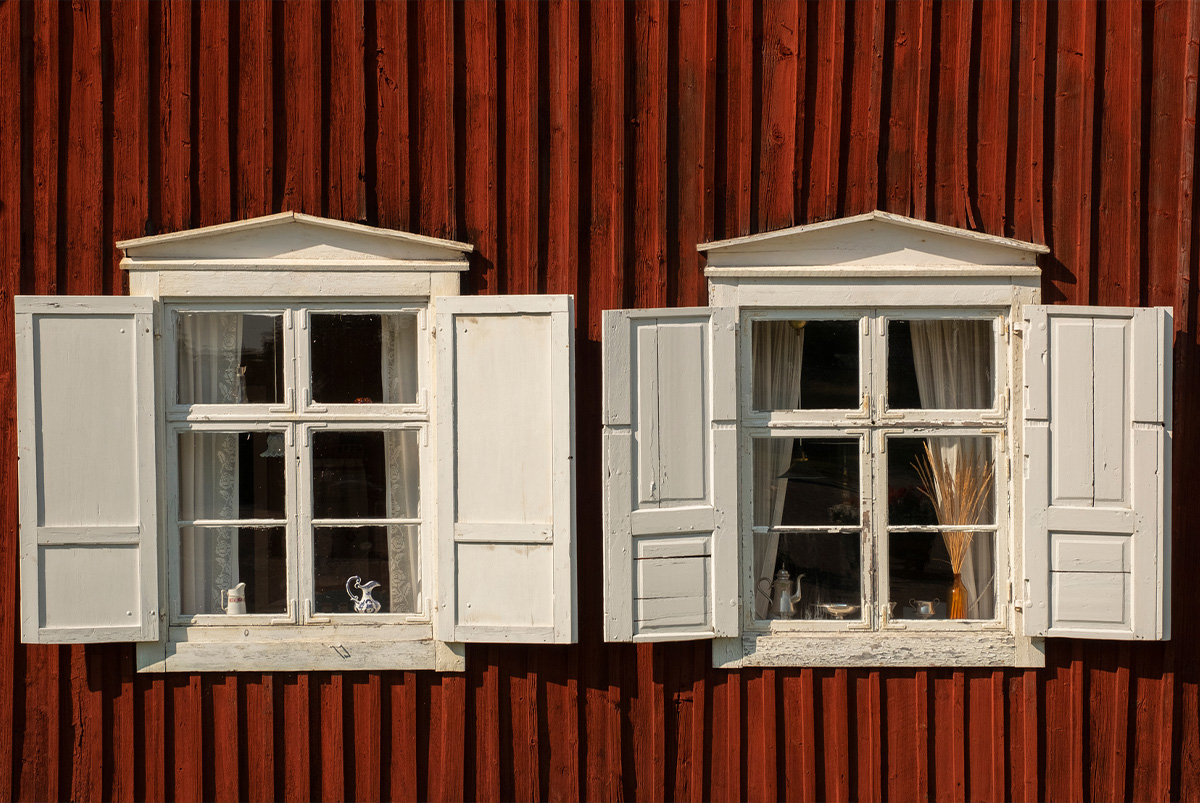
[909,319,995,619]
[752,321,804,619]
[383,315,421,612]
[177,313,244,614]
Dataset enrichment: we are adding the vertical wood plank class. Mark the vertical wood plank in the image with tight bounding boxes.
[806,0,846,222]
[236,0,273,219]
[350,673,381,802]
[509,650,541,802]
[1088,643,1131,802]
[854,670,882,803]
[931,671,966,802]
[975,1,1014,235]
[328,0,366,222]
[821,669,851,803]
[634,643,666,802]
[781,668,818,803]
[170,675,203,803]
[371,0,411,230]
[504,1,541,295]
[472,647,501,802]
[843,0,884,216]
[157,0,192,231]
[546,0,580,300]
[745,668,777,802]
[1044,644,1086,802]
[67,647,103,802]
[415,0,454,238]
[281,0,321,213]
[1007,669,1040,803]
[884,0,934,219]
[1012,0,1048,245]
[885,671,928,802]
[461,0,498,296]
[318,673,344,803]
[211,675,240,802]
[196,1,231,227]
[31,0,59,296]
[758,0,799,232]
[675,0,715,308]
[62,0,104,296]
[719,0,753,239]
[967,670,1006,801]
[387,672,418,802]
[631,0,668,308]
[136,676,166,802]
[244,675,275,803]
[545,646,580,803]
[1048,0,1098,305]
[281,674,311,803]
[931,0,975,230]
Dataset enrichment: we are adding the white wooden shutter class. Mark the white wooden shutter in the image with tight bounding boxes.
[435,295,576,643]
[16,296,160,643]
[1023,305,1171,640]
[602,307,738,641]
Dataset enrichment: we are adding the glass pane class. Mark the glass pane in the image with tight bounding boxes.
[176,312,284,404]
[888,531,997,620]
[887,436,995,527]
[753,531,862,621]
[887,319,994,409]
[312,430,420,519]
[313,525,419,614]
[178,431,286,520]
[753,437,860,527]
[310,313,418,404]
[179,526,286,615]
[752,319,860,410]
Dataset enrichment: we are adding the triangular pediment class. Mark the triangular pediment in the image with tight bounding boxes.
[117,212,472,270]
[698,211,1048,270]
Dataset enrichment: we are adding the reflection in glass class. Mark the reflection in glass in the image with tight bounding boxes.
[313,525,419,613]
[179,526,287,615]
[753,438,860,527]
[176,312,284,404]
[178,431,286,520]
[887,319,994,410]
[312,430,420,519]
[754,531,862,620]
[310,313,418,405]
[752,319,859,411]
[889,531,996,620]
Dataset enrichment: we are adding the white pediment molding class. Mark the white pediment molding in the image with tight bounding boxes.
[698,211,1048,275]
[118,212,473,272]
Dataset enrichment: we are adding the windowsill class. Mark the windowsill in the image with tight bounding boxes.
[135,624,465,672]
[713,631,1045,669]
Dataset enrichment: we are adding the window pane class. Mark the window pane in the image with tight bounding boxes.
[753,437,860,527]
[179,525,286,615]
[888,531,997,620]
[313,525,419,613]
[752,319,859,410]
[178,431,286,520]
[887,436,995,527]
[310,313,418,404]
[176,312,284,404]
[312,430,420,519]
[753,531,862,620]
[887,319,994,409]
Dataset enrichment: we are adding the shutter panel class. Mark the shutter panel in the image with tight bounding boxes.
[1023,305,1171,640]
[435,295,576,643]
[602,307,738,641]
[16,296,160,643]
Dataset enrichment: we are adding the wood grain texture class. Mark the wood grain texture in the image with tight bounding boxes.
[3,1,1200,799]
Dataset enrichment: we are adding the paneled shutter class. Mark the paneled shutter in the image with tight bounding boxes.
[16,296,160,643]
[1023,305,1171,639]
[602,307,738,641]
[435,295,576,643]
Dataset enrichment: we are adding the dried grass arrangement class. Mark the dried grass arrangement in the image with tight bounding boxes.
[913,440,994,618]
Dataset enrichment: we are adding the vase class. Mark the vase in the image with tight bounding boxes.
[948,572,967,619]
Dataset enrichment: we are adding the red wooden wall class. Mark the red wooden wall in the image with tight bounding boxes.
[0,0,1197,800]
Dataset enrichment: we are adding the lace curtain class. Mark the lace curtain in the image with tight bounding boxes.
[177,313,244,614]
[752,321,804,619]
[909,319,995,619]
[383,314,421,612]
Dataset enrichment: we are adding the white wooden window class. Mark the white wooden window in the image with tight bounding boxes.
[15,213,580,672]
[602,211,1172,668]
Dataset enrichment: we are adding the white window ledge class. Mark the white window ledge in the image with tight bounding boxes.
[714,632,1045,669]
[136,626,465,673]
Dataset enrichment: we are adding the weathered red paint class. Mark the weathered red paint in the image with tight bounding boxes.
[1,1,1198,799]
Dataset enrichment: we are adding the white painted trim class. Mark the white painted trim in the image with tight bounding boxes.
[697,210,1050,255]
[727,632,1045,668]
[705,265,1042,279]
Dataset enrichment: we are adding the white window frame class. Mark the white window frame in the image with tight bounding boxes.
[162,300,435,633]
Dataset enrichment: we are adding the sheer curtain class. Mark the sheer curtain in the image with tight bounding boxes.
[752,321,804,619]
[909,319,995,619]
[383,315,421,613]
[177,313,244,614]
